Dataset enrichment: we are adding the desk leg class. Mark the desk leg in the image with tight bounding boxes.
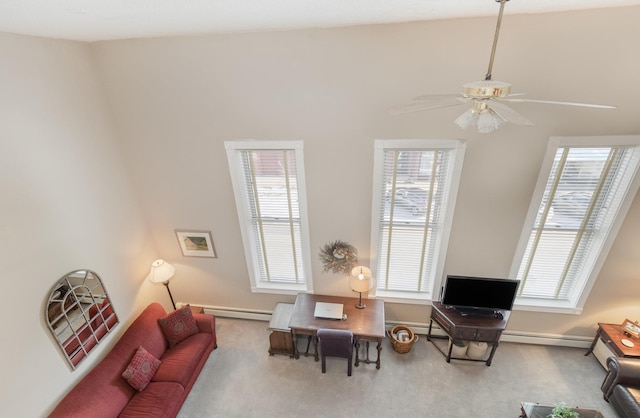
[313,335,319,362]
[376,338,382,369]
[354,337,361,367]
[427,318,433,341]
[446,339,453,363]
[292,330,299,359]
[585,328,601,356]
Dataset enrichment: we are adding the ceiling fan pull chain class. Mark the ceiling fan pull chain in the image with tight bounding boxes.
[485,0,509,81]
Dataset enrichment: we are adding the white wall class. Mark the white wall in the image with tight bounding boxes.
[93,6,640,334]
[0,34,159,416]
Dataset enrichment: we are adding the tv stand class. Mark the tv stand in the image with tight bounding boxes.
[452,307,499,318]
[427,302,510,366]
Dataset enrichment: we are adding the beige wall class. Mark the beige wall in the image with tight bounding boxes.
[93,6,640,333]
[0,6,639,416]
[0,34,158,416]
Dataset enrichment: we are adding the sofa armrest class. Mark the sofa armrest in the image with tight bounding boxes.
[194,313,215,334]
[602,356,640,400]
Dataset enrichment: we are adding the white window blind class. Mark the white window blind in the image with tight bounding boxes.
[225,141,312,294]
[371,140,466,301]
[513,136,640,312]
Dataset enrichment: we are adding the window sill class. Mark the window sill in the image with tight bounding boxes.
[372,290,431,305]
[513,299,583,315]
[251,282,310,295]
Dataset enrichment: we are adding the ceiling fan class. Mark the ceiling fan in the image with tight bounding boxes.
[389,0,615,134]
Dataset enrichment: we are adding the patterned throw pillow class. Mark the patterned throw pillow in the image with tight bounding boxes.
[122,346,161,391]
[157,304,199,347]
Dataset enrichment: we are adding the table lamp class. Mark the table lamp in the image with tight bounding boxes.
[147,259,177,309]
[350,266,372,309]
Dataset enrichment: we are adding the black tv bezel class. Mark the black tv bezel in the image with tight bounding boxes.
[441,275,519,314]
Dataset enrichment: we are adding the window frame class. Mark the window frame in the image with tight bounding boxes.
[369,139,466,304]
[225,140,313,295]
[510,135,640,314]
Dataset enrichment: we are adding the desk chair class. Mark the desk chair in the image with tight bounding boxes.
[317,329,353,376]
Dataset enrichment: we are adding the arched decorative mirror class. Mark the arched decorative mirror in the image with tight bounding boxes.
[46,270,118,369]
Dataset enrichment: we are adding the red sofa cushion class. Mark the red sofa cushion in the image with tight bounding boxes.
[153,333,212,387]
[122,346,162,391]
[158,305,199,347]
[119,382,184,418]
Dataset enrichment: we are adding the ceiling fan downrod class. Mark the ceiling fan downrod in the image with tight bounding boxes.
[485,0,509,81]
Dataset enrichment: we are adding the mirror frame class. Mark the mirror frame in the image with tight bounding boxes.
[45,270,118,370]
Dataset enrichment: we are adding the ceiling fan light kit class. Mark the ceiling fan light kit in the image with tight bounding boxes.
[390,0,615,133]
[455,102,506,134]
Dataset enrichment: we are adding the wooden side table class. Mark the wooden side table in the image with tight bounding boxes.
[268,303,295,357]
[585,323,640,368]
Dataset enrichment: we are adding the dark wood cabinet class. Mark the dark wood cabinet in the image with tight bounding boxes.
[427,301,509,366]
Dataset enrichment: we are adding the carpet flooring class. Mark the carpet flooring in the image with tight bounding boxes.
[178,317,617,418]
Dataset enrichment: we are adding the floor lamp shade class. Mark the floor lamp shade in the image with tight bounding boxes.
[147,259,177,309]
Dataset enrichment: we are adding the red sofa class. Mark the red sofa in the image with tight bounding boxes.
[49,303,217,418]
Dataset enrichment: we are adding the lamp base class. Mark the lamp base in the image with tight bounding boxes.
[355,302,366,309]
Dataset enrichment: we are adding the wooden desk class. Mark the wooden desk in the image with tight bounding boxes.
[288,293,386,369]
[585,323,640,366]
[427,302,509,366]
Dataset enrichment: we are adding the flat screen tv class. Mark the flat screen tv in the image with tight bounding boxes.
[441,275,519,317]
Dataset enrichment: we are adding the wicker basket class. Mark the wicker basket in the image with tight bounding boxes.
[388,325,418,354]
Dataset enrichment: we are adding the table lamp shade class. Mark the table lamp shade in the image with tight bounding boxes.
[350,275,371,292]
[350,266,372,309]
[350,266,372,291]
[148,259,175,284]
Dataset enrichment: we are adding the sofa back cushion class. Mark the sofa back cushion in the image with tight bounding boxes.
[158,304,199,347]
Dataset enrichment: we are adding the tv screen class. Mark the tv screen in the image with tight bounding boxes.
[441,275,519,313]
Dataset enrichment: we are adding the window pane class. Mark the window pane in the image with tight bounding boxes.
[226,141,312,293]
[372,141,465,300]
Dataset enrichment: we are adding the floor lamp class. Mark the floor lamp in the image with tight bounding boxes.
[148,259,177,310]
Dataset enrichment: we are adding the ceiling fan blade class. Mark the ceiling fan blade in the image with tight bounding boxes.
[388,97,466,116]
[413,93,463,101]
[503,97,616,109]
[487,100,535,126]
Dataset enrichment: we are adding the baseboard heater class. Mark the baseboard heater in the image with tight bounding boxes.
[184,303,593,349]
[194,304,273,322]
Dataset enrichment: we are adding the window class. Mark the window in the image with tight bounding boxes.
[511,136,640,313]
[370,139,466,302]
[225,141,313,294]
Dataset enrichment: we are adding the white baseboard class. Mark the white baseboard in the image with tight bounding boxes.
[184,303,593,349]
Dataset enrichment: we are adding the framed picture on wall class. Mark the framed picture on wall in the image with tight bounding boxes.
[175,230,217,258]
[622,319,640,339]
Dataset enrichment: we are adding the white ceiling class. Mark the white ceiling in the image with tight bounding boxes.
[2,0,640,42]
